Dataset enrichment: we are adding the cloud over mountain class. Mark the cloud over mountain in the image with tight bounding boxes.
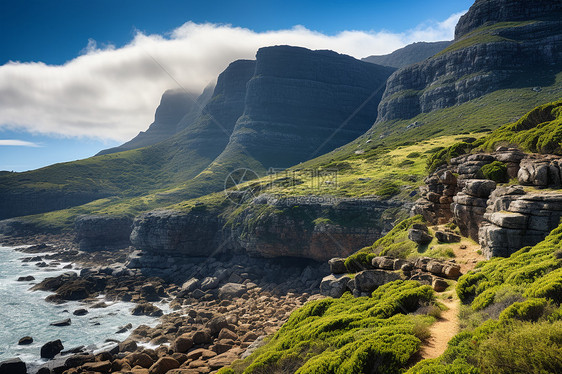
[0,12,464,141]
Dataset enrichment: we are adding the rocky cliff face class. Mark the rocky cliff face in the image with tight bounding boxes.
[455,0,562,39]
[131,195,406,262]
[74,215,133,251]
[376,0,562,122]
[97,88,210,156]
[362,41,452,69]
[220,46,395,169]
[414,149,562,258]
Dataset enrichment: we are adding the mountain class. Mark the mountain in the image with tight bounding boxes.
[362,41,452,69]
[97,85,214,155]
[0,47,394,221]
[376,0,562,123]
[0,59,256,220]
[209,46,395,171]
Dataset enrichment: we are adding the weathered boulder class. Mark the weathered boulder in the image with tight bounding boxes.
[320,274,351,298]
[435,230,461,243]
[0,358,26,374]
[408,228,433,245]
[218,283,246,299]
[18,336,33,345]
[149,357,180,374]
[41,340,64,359]
[131,303,163,317]
[50,318,71,327]
[328,258,347,274]
[353,270,401,293]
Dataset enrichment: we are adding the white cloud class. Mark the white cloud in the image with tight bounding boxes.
[0,12,464,141]
[0,139,40,147]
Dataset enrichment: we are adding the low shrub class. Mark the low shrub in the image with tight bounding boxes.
[480,161,508,183]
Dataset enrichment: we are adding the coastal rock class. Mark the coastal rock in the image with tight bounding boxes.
[18,336,33,345]
[218,283,246,299]
[16,276,35,282]
[132,196,406,262]
[149,357,180,374]
[0,358,26,374]
[82,361,112,373]
[328,258,347,274]
[41,339,64,359]
[75,215,133,251]
[50,318,71,327]
[131,303,163,317]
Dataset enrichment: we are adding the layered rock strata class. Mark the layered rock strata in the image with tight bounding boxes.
[131,194,407,262]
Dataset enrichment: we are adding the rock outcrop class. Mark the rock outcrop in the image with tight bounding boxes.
[479,187,562,257]
[455,0,562,39]
[74,215,133,251]
[131,194,407,262]
[320,255,461,298]
[414,148,562,258]
[376,0,562,122]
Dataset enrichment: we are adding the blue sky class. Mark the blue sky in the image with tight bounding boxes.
[0,0,473,171]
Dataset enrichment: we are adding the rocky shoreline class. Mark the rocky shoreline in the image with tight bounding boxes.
[0,234,326,374]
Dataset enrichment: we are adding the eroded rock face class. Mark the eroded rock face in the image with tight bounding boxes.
[479,187,562,257]
[452,179,496,240]
[455,0,562,39]
[130,209,222,257]
[131,195,407,262]
[75,215,133,251]
[376,0,562,122]
[414,149,562,258]
[222,46,396,168]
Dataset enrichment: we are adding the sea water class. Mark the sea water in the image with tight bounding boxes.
[0,246,165,365]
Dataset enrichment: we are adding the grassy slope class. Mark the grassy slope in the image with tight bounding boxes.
[219,281,437,374]
[408,223,562,374]
[427,98,562,172]
[18,74,562,232]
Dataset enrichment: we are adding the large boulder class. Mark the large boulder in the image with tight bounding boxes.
[0,358,26,374]
[328,258,347,274]
[218,283,246,299]
[41,340,64,359]
[320,274,351,298]
[353,270,401,293]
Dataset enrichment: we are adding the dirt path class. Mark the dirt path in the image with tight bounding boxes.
[419,227,485,360]
[420,293,460,359]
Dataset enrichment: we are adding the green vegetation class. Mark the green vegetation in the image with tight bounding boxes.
[480,161,508,183]
[425,99,562,177]
[479,100,562,154]
[435,21,537,57]
[221,281,436,374]
[408,221,562,373]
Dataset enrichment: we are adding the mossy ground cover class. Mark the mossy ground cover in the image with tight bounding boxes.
[406,222,562,373]
[426,99,562,173]
[219,281,437,374]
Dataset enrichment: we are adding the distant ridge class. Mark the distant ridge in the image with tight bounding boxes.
[362,41,452,69]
